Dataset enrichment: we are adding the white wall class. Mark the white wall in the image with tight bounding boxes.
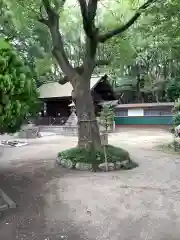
[128,108,144,117]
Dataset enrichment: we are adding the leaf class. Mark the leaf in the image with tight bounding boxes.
[0,38,10,49]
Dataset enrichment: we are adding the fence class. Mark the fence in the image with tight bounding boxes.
[34,117,68,126]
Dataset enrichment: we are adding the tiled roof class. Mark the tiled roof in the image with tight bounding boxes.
[38,75,105,98]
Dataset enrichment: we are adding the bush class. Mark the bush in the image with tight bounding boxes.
[166,78,180,102]
[0,43,39,134]
[172,99,180,135]
[173,112,180,127]
[57,145,138,171]
[173,98,180,113]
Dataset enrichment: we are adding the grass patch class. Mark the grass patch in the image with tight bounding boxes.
[156,141,180,155]
[57,145,138,171]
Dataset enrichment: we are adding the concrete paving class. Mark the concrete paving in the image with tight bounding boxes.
[0,127,180,240]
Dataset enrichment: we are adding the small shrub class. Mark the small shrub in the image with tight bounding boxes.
[99,105,114,131]
[172,99,180,136]
[173,112,180,127]
[173,98,180,113]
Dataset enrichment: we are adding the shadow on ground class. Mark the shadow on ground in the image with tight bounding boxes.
[0,128,180,240]
[0,161,85,240]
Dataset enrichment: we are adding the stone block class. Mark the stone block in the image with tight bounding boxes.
[60,159,73,169]
[75,162,92,171]
[99,162,115,171]
[115,160,129,169]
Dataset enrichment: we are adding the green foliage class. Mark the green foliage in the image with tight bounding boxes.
[6,0,180,104]
[0,39,10,49]
[172,98,180,129]
[0,44,39,133]
[0,0,60,87]
[99,105,115,131]
[166,78,180,102]
[5,0,152,81]
[172,113,180,127]
[111,0,180,103]
[58,145,138,170]
[173,98,180,112]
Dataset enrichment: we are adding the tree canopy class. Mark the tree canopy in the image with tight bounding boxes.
[2,0,157,83]
[2,0,180,148]
[112,0,180,103]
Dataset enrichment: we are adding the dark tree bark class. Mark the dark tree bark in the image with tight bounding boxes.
[76,0,101,149]
[39,0,155,150]
[73,75,101,149]
[59,59,110,85]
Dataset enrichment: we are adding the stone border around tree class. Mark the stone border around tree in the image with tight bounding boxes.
[56,156,132,171]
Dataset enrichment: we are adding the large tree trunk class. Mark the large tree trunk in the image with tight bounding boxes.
[73,75,101,150]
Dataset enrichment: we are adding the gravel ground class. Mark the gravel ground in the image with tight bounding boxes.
[0,127,180,240]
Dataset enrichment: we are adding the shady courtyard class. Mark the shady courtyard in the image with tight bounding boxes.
[0,127,180,240]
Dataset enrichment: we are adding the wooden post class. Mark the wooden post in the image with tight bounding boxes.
[100,133,108,172]
[103,145,108,172]
[174,137,177,152]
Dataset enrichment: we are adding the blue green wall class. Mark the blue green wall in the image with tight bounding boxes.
[114,116,172,125]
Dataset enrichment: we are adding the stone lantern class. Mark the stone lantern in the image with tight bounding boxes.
[43,102,47,116]
[69,101,76,113]
[66,101,77,126]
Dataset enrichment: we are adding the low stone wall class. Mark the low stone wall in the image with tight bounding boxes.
[22,120,116,137]
[39,125,78,136]
[39,124,115,136]
[18,127,40,138]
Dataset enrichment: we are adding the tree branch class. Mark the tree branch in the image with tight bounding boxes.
[98,0,156,43]
[39,0,76,80]
[78,0,99,77]
[39,5,49,26]
[87,0,98,29]
[78,0,88,20]
[78,0,90,37]
[59,59,110,84]
[54,0,66,10]
[78,0,98,39]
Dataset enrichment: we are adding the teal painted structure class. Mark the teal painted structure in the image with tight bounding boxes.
[114,116,172,125]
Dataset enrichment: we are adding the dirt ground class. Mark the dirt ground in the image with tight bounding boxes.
[0,127,180,240]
